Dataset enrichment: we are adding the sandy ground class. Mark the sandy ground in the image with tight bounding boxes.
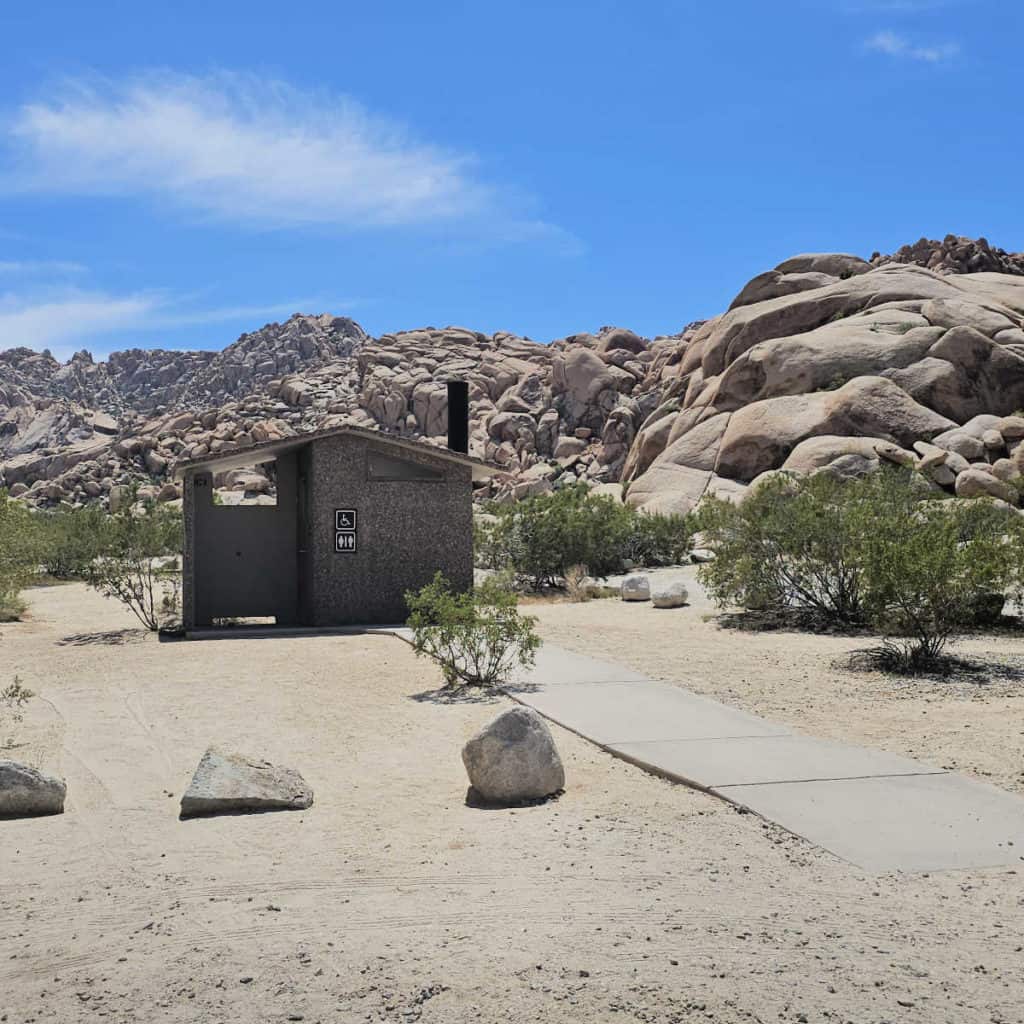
[1,580,1023,1024]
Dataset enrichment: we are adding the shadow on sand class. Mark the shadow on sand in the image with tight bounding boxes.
[842,648,1024,686]
[408,685,501,706]
[408,680,542,705]
[57,628,149,647]
[464,786,563,810]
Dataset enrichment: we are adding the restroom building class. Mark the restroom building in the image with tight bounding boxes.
[174,383,493,634]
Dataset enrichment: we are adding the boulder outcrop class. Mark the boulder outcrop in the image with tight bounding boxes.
[3,235,1024,514]
[620,248,1024,515]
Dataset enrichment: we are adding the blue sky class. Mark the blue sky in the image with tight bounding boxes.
[0,0,1019,359]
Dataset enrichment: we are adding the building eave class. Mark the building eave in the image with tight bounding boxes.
[172,424,497,482]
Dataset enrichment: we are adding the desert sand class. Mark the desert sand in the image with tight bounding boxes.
[2,578,1023,1023]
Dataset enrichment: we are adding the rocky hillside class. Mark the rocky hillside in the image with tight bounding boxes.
[1,234,1023,512]
[624,245,1024,513]
[870,234,1024,277]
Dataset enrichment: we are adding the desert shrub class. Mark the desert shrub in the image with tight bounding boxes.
[622,510,694,568]
[564,564,592,603]
[1,677,34,750]
[406,572,541,687]
[0,491,41,621]
[695,472,869,622]
[698,468,1024,668]
[856,483,1024,670]
[818,373,851,392]
[476,484,692,588]
[83,500,183,631]
[477,485,633,587]
[34,505,113,579]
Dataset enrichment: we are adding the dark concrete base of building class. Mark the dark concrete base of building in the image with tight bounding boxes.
[184,624,410,642]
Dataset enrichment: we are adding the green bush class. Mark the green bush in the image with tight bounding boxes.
[34,505,113,579]
[696,468,1024,669]
[0,491,41,621]
[621,509,695,569]
[856,485,1023,670]
[476,484,692,588]
[695,472,868,621]
[83,499,183,631]
[406,572,541,687]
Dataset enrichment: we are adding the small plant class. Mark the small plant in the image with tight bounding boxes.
[475,484,693,589]
[0,490,40,621]
[35,505,112,579]
[406,572,541,687]
[893,321,918,335]
[818,373,850,392]
[564,564,592,603]
[84,497,183,631]
[1,677,35,749]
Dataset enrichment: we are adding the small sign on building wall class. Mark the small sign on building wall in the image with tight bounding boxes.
[335,509,357,553]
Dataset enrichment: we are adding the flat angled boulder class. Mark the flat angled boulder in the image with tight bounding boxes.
[0,761,66,818]
[180,748,313,818]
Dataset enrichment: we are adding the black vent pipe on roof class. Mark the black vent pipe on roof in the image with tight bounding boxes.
[446,380,469,455]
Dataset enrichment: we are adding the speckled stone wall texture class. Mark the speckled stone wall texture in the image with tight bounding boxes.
[306,434,473,625]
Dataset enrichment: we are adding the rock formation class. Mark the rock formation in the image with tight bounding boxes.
[1,235,1023,514]
[871,234,1024,277]
[623,258,1024,515]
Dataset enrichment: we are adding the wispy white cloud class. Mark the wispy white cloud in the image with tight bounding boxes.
[865,29,960,61]
[1,72,509,231]
[844,1,958,12]
[145,299,349,331]
[0,287,347,359]
[0,259,86,275]
[0,289,158,354]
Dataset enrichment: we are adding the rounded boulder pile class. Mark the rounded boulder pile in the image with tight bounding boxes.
[461,707,565,805]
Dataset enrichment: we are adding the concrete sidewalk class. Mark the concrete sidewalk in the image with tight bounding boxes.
[503,645,1024,873]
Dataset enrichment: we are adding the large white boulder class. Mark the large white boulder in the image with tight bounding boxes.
[462,707,564,804]
[179,749,314,818]
[651,580,689,608]
[621,574,651,601]
[954,469,1020,505]
[0,761,66,818]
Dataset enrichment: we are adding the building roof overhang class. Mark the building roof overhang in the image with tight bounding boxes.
[172,424,498,482]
